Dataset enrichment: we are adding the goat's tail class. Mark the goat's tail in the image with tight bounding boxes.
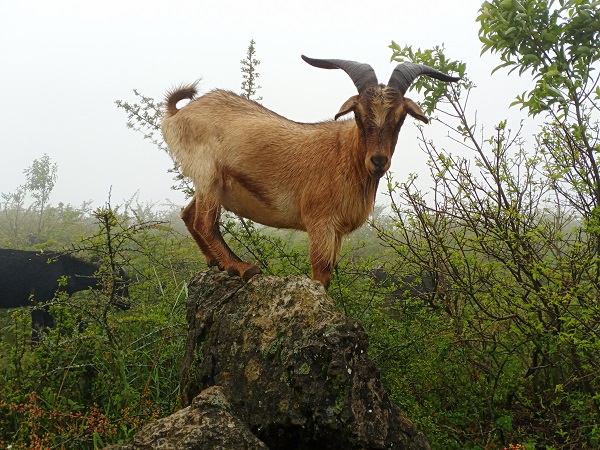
[164,81,199,117]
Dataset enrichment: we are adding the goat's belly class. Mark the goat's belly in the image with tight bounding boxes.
[221,183,303,230]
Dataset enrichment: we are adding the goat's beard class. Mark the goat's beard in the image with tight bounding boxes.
[364,176,379,203]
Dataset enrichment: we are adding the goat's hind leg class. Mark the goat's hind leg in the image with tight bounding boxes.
[185,195,261,281]
[182,198,220,268]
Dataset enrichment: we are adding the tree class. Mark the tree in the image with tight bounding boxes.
[23,154,58,239]
[378,3,600,444]
[0,187,27,246]
[478,0,600,271]
[240,39,262,102]
[0,155,61,246]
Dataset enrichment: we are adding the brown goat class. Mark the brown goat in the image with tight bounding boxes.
[162,55,458,289]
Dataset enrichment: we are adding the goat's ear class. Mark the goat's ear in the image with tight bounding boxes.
[335,95,359,120]
[404,97,429,124]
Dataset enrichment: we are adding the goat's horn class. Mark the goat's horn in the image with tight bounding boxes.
[388,62,460,96]
[301,55,378,93]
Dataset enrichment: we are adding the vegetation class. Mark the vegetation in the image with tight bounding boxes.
[1,3,599,447]
[371,1,600,447]
[240,39,262,102]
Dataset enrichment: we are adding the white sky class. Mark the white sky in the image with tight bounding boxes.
[0,0,534,210]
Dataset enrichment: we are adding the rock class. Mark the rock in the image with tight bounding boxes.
[104,386,267,450]
[179,271,430,450]
[107,270,429,450]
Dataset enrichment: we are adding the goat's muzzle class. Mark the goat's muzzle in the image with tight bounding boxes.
[371,155,388,170]
[368,154,390,178]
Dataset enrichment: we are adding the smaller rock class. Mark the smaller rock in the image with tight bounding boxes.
[104,386,268,450]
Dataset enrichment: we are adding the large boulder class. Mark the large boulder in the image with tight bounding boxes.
[108,270,430,449]
[181,271,429,450]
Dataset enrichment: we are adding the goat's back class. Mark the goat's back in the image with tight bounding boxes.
[161,89,358,189]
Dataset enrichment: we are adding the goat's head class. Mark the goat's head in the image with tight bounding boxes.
[302,55,459,179]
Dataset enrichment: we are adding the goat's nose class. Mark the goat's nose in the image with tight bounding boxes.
[371,155,389,169]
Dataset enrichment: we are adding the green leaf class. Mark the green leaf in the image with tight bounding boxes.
[542,32,559,43]
[545,85,565,100]
[509,98,522,108]
[522,53,540,66]
[491,60,515,74]
[513,0,526,11]
[575,45,591,55]
[545,66,560,77]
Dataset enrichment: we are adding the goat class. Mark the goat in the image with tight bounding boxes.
[0,249,129,340]
[162,55,459,289]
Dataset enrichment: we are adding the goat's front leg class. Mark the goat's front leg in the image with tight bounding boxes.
[183,195,261,281]
[307,226,342,290]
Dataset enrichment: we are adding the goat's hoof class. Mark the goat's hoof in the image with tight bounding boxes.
[226,267,240,277]
[242,265,261,281]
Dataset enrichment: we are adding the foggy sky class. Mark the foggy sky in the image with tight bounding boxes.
[0,0,533,210]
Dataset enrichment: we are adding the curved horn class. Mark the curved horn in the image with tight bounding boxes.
[301,55,378,93]
[388,62,460,96]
